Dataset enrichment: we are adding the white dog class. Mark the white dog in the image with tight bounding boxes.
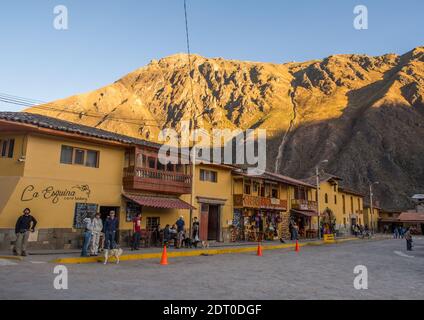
[201,241,210,248]
[103,248,123,265]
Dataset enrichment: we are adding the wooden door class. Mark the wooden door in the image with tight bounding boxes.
[200,203,209,241]
[208,205,219,240]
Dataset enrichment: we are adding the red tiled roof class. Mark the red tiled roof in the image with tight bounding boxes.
[398,212,424,222]
[123,194,195,210]
[232,170,315,188]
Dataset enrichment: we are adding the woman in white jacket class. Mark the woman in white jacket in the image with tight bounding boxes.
[90,212,103,256]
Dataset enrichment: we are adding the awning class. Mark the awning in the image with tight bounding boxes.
[123,194,195,210]
[291,209,318,217]
[398,212,424,223]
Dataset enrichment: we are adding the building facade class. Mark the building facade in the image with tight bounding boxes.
[1,112,370,251]
[303,173,365,235]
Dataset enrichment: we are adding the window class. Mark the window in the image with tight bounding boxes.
[74,149,85,165]
[358,198,361,210]
[146,217,160,232]
[260,186,265,197]
[0,139,15,158]
[294,186,306,200]
[334,195,337,204]
[325,193,328,203]
[166,163,174,172]
[200,169,218,183]
[86,150,99,168]
[73,203,98,229]
[342,195,346,214]
[351,197,354,213]
[148,157,156,169]
[60,146,73,164]
[333,185,337,192]
[60,145,99,168]
[157,161,165,171]
[126,201,141,222]
[271,188,278,198]
[244,184,251,195]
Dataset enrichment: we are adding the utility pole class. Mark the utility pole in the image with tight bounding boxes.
[316,166,321,239]
[316,160,328,239]
[369,181,379,233]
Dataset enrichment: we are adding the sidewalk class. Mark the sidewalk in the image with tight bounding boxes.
[0,234,391,264]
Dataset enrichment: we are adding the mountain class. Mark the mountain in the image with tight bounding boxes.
[26,47,424,210]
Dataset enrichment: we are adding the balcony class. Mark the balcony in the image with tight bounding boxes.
[123,166,192,195]
[233,194,288,211]
[291,199,318,212]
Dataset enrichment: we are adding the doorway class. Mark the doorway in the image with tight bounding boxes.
[99,206,120,222]
[207,205,220,241]
[199,203,221,241]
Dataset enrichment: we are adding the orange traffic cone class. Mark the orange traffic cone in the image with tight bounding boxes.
[295,240,300,252]
[160,245,168,265]
[257,242,263,256]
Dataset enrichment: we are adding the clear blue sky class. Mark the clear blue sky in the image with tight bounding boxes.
[1,0,423,111]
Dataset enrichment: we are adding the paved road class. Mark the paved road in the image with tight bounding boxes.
[1,238,423,300]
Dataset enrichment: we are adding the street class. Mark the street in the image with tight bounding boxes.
[1,238,424,300]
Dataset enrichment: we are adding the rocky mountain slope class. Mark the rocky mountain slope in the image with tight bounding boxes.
[26,47,424,210]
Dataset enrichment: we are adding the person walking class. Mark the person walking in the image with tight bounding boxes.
[132,213,142,250]
[104,211,119,250]
[14,208,37,256]
[393,226,399,239]
[405,227,413,251]
[90,212,103,256]
[81,216,93,257]
[175,216,185,249]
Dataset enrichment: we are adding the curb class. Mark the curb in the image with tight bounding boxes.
[0,255,24,261]
[51,237,360,264]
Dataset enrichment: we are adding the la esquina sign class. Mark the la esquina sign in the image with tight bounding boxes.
[20,185,91,204]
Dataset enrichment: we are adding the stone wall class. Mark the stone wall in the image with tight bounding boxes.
[0,228,84,251]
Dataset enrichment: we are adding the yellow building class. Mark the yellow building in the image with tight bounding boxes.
[0,112,195,250]
[2,112,366,251]
[303,173,365,235]
[363,203,381,232]
[232,170,318,240]
[181,162,234,242]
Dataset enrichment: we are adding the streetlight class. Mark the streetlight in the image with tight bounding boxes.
[316,160,328,239]
[369,181,379,233]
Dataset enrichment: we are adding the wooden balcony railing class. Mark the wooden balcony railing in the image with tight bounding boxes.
[123,166,192,195]
[291,199,318,212]
[233,194,287,210]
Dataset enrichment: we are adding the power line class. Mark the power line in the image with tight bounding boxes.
[0,91,163,128]
[184,0,199,129]
[0,92,45,104]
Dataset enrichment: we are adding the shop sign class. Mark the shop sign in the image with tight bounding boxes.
[21,184,91,204]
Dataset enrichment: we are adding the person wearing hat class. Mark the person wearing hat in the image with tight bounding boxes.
[14,208,37,256]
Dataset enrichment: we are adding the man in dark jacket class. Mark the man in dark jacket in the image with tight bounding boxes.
[14,208,37,256]
[405,227,413,251]
[104,211,119,249]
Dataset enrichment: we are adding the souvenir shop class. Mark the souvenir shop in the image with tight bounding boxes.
[232,208,283,242]
[290,209,318,239]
